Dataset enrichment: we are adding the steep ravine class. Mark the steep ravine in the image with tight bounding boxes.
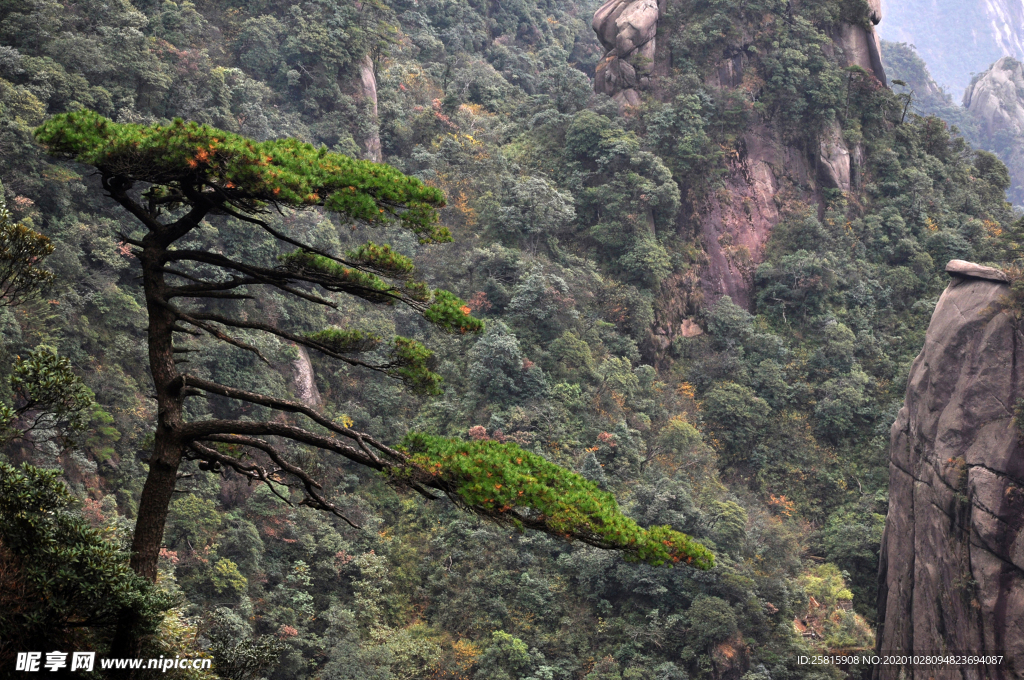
[876,260,1024,679]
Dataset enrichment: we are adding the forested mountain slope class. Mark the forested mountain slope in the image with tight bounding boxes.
[0,0,1019,678]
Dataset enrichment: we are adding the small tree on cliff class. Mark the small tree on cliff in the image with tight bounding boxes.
[34,110,713,586]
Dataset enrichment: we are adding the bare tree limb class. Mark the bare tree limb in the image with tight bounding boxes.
[163,250,339,308]
[173,309,393,373]
[179,417,404,471]
[175,317,271,364]
[178,374,407,465]
[198,433,362,529]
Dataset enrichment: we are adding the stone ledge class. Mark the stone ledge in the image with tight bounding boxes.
[945,259,1009,283]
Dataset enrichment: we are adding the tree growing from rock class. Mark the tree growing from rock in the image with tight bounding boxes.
[34,110,713,590]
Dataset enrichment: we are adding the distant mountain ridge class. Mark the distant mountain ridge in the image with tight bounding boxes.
[879,0,1024,94]
[882,42,1024,203]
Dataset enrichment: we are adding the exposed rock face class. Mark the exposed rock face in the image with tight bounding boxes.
[592,0,660,106]
[357,55,382,162]
[959,57,1024,205]
[819,121,852,193]
[697,123,815,310]
[866,0,881,26]
[946,259,1010,283]
[833,21,886,84]
[964,57,1024,139]
[876,263,1024,678]
[289,345,323,408]
[828,0,885,84]
[880,0,1024,95]
[679,319,703,338]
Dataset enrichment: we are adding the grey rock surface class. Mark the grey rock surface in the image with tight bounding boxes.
[946,259,1010,282]
[592,0,658,106]
[879,0,1024,96]
[963,57,1024,140]
[867,0,881,25]
[290,345,323,408]
[819,121,852,192]
[875,267,1024,679]
[834,22,886,84]
[358,55,381,162]
[698,123,816,309]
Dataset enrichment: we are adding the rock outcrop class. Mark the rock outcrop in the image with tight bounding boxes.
[964,57,1024,140]
[289,345,323,409]
[697,123,816,310]
[875,261,1024,679]
[592,0,661,106]
[834,23,886,85]
[833,0,886,85]
[591,0,883,345]
[818,120,852,193]
[358,55,382,162]
[880,0,1024,95]
[961,56,1024,204]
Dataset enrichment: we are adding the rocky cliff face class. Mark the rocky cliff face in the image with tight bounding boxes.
[964,57,1024,139]
[962,57,1024,203]
[357,55,382,163]
[594,0,885,107]
[833,0,886,85]
[883,43,1024,205]
[592,0,881,314]
[695,123,814,310]
[875,260,1024,678]
[286,345,323,409]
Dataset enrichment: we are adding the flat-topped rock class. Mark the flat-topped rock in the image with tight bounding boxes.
[945,259,1008,282]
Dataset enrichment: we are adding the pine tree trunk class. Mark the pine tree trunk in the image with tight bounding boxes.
[110,211,197,671]
[128,238,185,582]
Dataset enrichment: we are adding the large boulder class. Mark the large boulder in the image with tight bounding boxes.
[875,262,1024,679]
[592,0,659,106]
[867,0,881,25]
[613,0,659,57]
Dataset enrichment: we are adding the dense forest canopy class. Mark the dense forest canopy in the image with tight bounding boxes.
[0,0,1019,678]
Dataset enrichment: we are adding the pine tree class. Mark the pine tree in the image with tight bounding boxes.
[34,110,712,591]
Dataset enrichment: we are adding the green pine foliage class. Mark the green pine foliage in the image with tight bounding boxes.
[279,250,396,300]
[388,336,444,395]
[346,241,415,277]
[423,289,485,334]
[305,328,383,354]
[403,433,714,568]
[33,109,448,241]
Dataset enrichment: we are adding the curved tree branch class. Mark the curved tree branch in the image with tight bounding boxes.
[173,309,395,373]
[197,434,362,529]
[178,374,408,465]
[162,250,339,308]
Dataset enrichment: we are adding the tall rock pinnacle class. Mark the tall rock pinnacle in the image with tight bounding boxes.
[876,260,1023,679]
